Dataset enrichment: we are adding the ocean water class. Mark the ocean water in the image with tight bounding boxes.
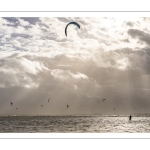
[0,116,150,133]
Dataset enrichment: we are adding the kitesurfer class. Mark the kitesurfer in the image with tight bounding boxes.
[129,115,132,121]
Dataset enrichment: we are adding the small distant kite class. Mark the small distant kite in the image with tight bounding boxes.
[65,22,80,37]
[79,106,81,108]
[48,98,51,102]
[41,105,43,108]
[16,108,18,111]
[67,105,69,108]
[10,102,13,106]
[102,99,106,102]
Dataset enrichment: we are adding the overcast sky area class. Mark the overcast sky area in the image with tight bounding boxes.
[0,17,150,115]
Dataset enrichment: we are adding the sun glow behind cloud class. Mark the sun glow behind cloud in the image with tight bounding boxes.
[116,58,129,70]
[0,17,150,115]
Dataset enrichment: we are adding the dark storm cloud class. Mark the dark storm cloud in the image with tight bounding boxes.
[128,29,150,45]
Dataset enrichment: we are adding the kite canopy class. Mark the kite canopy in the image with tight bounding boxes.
[65,22,80,37]
[48,98,51,102]
[102,99,106,102]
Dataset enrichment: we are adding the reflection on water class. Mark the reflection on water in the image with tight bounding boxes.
[0,116,150,133]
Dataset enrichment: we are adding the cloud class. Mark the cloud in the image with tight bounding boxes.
[126,21,134,27]
[128,29,150,45]
[20,17,39,25]
[0,17,150,115]
[51,69,88,82]
[0,52,49,89]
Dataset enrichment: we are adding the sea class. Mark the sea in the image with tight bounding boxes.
[0,115,150,133]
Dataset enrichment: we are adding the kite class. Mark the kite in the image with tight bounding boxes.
[102,99,106,102]
[48,98,51,102]
[65,22,80,37]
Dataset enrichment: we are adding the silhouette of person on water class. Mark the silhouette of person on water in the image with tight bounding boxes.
[129,115,132,121]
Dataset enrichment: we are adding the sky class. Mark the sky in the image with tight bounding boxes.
[0,17,150,116]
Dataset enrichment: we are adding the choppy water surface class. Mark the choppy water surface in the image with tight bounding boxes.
[0,116,150,133]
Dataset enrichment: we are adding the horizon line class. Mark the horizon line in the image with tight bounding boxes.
[1,11,150,12]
